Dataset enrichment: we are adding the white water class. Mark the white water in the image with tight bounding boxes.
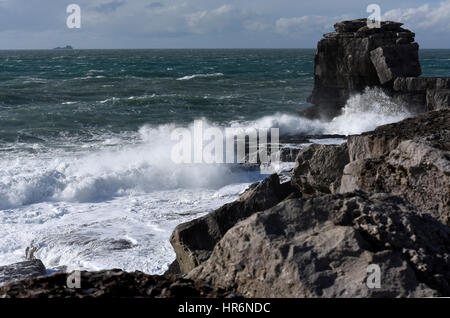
[244,88,411,136]
[0,87,410,273]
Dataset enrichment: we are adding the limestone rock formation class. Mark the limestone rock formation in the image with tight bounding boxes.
[0,270,238,298]
[189,192,450,297]
[341,109,449,225]
[393,77,450,112]
[0,260,46,286]
[304,19,421,119]
[170,174,295,273]
[291,143,349,196]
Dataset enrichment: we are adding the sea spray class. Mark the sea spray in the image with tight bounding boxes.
[240,87,411,136]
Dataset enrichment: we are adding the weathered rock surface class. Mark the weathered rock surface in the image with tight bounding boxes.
[170,174,295,273]
[341,139,449,225]
[189,192,450,297]
[427,89,450,110]
[0,260,46,286]
[291,143,349,196]
[342,109,450,225]
[304,19,421,119]
[0,270,238,298]
[347,109,449,161]
[393,77,450,111]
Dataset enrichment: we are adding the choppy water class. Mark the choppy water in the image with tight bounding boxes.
[0,49,448,274]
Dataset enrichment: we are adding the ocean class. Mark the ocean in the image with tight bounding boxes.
[0,49,449,274]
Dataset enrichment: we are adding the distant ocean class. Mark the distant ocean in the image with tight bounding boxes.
[0,49,449,274]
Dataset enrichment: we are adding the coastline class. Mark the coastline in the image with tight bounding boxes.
[0,18,449,298]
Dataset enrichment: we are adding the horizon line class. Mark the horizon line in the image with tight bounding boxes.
[1,47,450,51]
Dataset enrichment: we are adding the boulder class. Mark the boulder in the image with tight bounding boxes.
[170,174,295,273]
[0,260,46,286]
[341,139,450,225]
[189,192,450,297]
[0,270,238,298]
[291,143,349,196]
[370,44,421,84]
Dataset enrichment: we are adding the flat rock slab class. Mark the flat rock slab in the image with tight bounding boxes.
[0,260,46,286]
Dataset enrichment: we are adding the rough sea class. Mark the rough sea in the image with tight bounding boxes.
[0,49,449,273]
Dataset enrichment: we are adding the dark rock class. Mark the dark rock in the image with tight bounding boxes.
[279,146,302,162]
[164,260,181,275]
[189,192,450,297]
[334,19,367,33]
[370,44,421,84]
[0,260,46,286]
[305,19,421,119]
[291,143,349,196]
[0,270,238,298]
[393,77,450,111]
[170,174,295,273]
[427,89,450,110]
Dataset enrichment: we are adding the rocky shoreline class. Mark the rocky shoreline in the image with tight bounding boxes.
[1,19,449,298]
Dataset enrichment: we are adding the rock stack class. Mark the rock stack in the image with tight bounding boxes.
[303,18,449,118]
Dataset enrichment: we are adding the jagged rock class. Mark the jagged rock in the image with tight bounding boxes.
[341,139,450,225]
[370,44,421,84]
[170,174,295,273]
[342,109,449,225]
[291,143,349,196]
[393,77,450,111]
[164,260,181,275]
[189,192,450,297]
[347,109,449,161]
[0,260,46,286]
[0,270,238,298]
[427,89,450,110]
[305,19,421,119]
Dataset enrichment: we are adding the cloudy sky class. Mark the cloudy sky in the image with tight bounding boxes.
[0,0,449,49]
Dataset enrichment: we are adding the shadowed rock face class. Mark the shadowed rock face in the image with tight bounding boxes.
[304,19,421,119]
[0,270,239,298]
[393,77,450,112]
[170,174,295,273]
[189,192,450,298]
[0,260,46,286]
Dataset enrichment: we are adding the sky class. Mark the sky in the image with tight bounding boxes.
[0,0,450,49]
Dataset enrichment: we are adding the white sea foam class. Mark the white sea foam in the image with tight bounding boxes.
[241,87,411,136]
[176,73,224,81]
[0,87,411,273]
[0,123,261,272]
